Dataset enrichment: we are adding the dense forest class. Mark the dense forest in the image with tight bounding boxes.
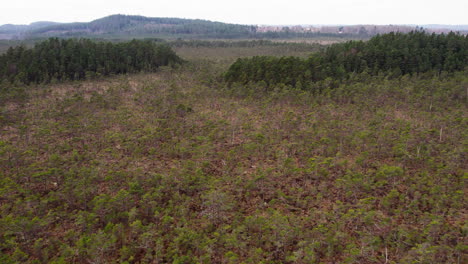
[0,38,182,84]
[225,31,468,88]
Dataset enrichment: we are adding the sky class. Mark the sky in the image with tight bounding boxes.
[2,0,468,26]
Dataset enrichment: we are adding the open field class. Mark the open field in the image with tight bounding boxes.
[0,43,467,263]
[174,46,319,64]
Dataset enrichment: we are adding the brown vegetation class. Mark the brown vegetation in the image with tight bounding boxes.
[0,42,467,263]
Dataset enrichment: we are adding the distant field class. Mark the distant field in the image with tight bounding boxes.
[174,45,321,64]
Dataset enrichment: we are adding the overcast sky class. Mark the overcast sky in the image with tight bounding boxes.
[2,0,467,26]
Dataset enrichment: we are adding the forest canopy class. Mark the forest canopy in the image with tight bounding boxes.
[0,38,182,84]
[225,31,468,88]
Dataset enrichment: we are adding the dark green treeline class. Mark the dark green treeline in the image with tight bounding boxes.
[225,31,468,88]
[0,38,182,84]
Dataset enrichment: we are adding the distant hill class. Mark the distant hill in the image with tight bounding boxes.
[0,21,58,32]
[420,24,468,32]
[0,21,59,39]
[0,14,466,40]
[2,15,256,40]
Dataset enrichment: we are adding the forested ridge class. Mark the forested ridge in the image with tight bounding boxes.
[22,15,256,39]
[0,38,182,84]
[225,31,468,88]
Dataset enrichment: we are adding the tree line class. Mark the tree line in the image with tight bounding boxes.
[169,39,323,51]
[0,38,182,84]
[225,31,468,88]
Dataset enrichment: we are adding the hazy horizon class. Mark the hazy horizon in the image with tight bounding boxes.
[3,18,468,27]
[2,0,467,26]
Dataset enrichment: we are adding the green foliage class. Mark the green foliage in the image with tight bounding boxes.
[225,31,468,89]
[0,38,182,85]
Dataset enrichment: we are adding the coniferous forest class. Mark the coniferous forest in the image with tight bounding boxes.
[0,31,467,264]
[225,31,468,88]
[0,38,182,84]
